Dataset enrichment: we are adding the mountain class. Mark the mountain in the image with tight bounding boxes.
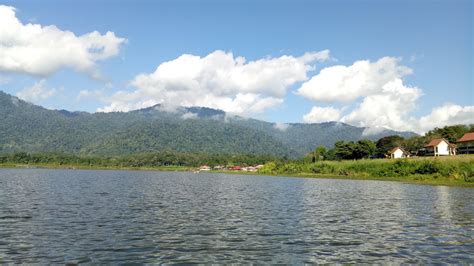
[0,91,416,157]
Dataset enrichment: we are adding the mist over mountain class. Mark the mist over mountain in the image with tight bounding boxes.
[0,91,416,157]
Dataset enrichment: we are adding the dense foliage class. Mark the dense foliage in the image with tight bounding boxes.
[376,135,404,155]
[0,152,284,168]
[426,125,474,143]
[0,91,415,157]
[302,125,474,161]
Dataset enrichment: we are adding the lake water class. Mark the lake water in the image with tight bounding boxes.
[0,168,473,263]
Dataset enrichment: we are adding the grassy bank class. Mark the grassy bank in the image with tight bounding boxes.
[258,155,474,187]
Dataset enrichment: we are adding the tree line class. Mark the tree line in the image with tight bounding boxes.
[0,151,284,168]
[1,124,472,168]
[309,124,474,161]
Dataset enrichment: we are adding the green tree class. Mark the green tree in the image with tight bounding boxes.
[334,141,357,160]
[354,139,376,159]
[426,124,474,143]
[403,136,427,155]
[376,135,404,156]
[314,145,327,161]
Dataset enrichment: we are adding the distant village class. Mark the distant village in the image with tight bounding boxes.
[198,164,265,172]
[388,132,474,159]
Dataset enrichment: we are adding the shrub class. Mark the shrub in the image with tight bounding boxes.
[415,160,441,175]
[258,162,277,174]
[311,162,336,174]
[338,168,353,176]
[458,162,474,182]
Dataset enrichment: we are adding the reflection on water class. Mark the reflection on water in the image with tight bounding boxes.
[0,169,472,263]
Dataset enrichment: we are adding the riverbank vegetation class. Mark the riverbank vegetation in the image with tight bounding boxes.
[1,125,473,186]
[259,125,474,186]
[0,151,282,170]
[258,155,474,186]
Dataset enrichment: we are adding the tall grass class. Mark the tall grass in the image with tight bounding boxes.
[259,155,474,184]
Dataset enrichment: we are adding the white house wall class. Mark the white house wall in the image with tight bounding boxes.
[436,141,450,156]
[394,149,404,158]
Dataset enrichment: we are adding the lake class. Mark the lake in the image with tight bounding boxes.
[0,168,473,263]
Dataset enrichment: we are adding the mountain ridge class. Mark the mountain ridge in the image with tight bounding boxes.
[0,90,417,157]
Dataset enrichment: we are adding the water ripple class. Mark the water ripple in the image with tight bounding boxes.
[0,168,473,263]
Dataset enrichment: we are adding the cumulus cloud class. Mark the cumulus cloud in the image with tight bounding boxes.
[99,49,330,114]
[418,104,474,132]
[303,106,342,123]
[0,5,126,77]
[300,56,473,133]
[297,57,412,102]
[341,79,422,131]
[17,79,58,102]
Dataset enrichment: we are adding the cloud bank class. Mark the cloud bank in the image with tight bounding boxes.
[98,49,330,114]
[1,3,467,135]
[297,57,412,102]
[0,5,126,77]
[299,57,473,133]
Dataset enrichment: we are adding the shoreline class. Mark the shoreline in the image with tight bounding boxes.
[215,170,474,187]
[2,163,473,188]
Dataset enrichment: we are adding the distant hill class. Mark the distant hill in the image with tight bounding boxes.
[0,91,416,157]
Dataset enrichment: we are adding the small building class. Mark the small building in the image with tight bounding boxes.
[388,147,410,159]
[424,138,456,156]
[457,132,474,154]
[246,166,257,172]
[199,165,211,171]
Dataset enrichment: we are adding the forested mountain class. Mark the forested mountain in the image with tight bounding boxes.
[0,91,416,157]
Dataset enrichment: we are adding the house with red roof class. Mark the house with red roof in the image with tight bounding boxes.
[457,132,474,154]
[424,138,456,156]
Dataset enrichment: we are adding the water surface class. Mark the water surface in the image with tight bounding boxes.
[0,169,473,263]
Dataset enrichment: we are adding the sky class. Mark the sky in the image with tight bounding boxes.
[0,0,472,133]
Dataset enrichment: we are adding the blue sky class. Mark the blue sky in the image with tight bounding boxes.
[0,0,472,133]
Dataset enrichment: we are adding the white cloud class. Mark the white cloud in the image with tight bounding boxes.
[297,57,412,103]
[303,106,342,123]
[0,5,126,77]
[300,56,473,134]
[341,79,422,131]
[10,96,19,106]
[181,112,199,120]
[99,49,330,114]
[361,126,390,136]
[97,90,159,112]
[17,79,58,102]
[273,122,290,131]
[418,104,474,132]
